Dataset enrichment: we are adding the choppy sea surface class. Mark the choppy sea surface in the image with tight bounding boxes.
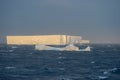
[0,44,120,80]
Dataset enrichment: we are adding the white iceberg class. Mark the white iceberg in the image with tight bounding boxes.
[35,44,90,51]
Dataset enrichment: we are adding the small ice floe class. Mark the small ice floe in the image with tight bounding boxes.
[5,66,16,69]
[98,76,109,80]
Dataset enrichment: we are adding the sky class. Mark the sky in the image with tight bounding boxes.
[0,0,120,43]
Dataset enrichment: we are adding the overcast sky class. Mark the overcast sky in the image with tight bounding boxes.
[0,0,120,43]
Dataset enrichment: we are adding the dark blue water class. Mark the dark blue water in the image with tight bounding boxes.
[0,44,120,80]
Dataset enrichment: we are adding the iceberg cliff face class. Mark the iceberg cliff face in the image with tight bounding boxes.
[6,35,89,45]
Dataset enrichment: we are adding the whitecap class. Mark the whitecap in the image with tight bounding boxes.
[109,67,118,73]
[91,61,95,64]
[58,61,62,64]
[58,61,64,64]
[103,71,109,75]
[58,56,66,59]
[9,50,14,52]
[110,68,120,74]
[11,46,18,49]
[98,76,108,80]
[5,66,16,69]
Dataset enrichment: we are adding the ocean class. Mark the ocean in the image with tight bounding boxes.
[0,44,120,80]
